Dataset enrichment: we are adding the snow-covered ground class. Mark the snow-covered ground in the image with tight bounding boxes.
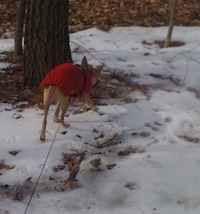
[1,26,200,214]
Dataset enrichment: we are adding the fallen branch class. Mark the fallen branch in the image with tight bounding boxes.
[64,152,86,188]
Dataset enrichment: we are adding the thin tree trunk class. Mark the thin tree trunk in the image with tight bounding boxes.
[15,0,26,56]
[164,0,177,48]
[24,0,72,87]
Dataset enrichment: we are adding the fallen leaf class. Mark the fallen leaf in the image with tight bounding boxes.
[90,159,101,168]
[107,163,116,170]
[9,150,20,156]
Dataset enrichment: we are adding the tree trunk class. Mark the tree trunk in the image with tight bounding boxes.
[164,0,177,48]
[24,0,72,87]
[14,0,26,56]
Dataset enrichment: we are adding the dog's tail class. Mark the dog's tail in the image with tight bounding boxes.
[38,86,56,110]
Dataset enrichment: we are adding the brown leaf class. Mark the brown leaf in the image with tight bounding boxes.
[0,161,15,170]
[107,163,116,170]
[95,133,105,140]
[9,150,20,156]
[12,113,23,119]
[118,146,144,156]
[64,180,73,188]
[90,159,101,168]
[180,135,199,143]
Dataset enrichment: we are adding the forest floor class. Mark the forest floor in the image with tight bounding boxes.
[1,0,200,34]
[0,0,200,105]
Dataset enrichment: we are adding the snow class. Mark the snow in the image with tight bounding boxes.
[1,26,200,214]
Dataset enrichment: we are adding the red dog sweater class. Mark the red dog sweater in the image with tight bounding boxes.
[41,63,92,97]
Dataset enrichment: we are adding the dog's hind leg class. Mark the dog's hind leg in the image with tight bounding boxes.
[54,101,60,123]
[40,86,56,141]
[40,102,51,141]
[54,89,70,128]
[59,97,70,128]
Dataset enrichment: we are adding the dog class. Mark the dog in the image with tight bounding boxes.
[38,57,103,141]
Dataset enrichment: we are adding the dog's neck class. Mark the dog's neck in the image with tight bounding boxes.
[70,64,89,98]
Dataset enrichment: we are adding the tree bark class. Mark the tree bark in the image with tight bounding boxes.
[15,0,26,56]
[24,0,72,87]
[164,0,177,48]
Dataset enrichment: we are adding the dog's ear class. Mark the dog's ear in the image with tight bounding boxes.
[90,64,104,79]
[92,64,105,77]
[81,57,88,70]
[96,64,104,75]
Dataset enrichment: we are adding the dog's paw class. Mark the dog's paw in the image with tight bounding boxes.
[62,123,70,128]
[92,107,99,112]
[54,117,60,123]
[83,106,99,112]
[40,137,45,142]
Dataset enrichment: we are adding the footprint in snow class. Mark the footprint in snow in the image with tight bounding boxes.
[0,136,20,144]
[144,122,161,131]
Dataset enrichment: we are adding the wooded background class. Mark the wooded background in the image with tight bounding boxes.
[0,0,200,36]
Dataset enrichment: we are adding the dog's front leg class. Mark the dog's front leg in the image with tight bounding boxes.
[84,93,98,111]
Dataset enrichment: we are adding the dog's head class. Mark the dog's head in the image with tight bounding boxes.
[80,57,104,86]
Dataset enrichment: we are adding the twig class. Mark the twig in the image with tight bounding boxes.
[90,133,119,149]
